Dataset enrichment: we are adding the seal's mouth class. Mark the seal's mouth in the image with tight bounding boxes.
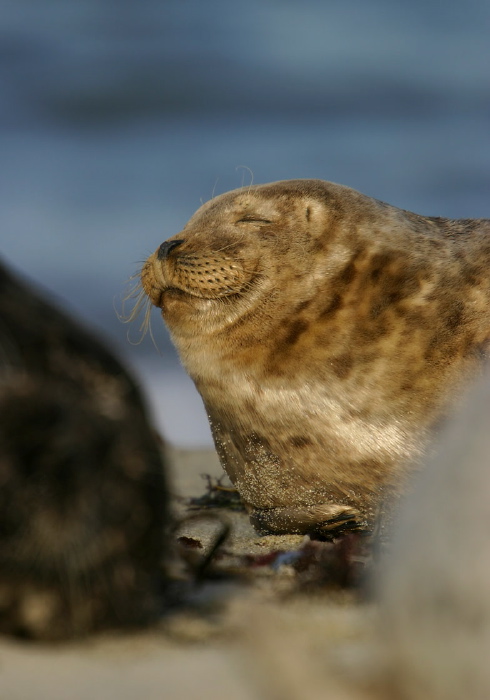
[156,283,247,306]
[155,285,217,308]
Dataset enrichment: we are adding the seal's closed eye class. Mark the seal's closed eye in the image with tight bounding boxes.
[236,217,272,224]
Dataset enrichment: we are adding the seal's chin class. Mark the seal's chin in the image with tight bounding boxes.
[152,286,188,309]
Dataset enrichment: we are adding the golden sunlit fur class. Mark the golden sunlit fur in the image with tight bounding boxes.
[140,179,490,535]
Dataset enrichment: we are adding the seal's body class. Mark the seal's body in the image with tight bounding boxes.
[141,179,490,534]
[0,260,169,639]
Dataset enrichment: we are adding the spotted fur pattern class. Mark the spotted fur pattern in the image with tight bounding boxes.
[142,179,490,535]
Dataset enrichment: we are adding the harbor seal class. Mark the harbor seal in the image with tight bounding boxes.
[0,259,169,639]
[140,179,490,535]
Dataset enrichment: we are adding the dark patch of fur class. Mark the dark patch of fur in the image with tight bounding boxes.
[319,293,343,318]
[338,261,357,285]
[330,353,354,380]
[289,435,312,448]
[283,319,310,346]
[294,299,312,313]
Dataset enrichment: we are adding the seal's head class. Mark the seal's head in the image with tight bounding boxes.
[141,179,490,536]
[142,180,374,340]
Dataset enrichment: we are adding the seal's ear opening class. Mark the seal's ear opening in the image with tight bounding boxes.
[157,239,185,261]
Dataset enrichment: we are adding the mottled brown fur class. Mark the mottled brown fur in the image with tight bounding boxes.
[141,179,490,535]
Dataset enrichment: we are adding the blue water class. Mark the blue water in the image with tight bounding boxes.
[1,0,489,445]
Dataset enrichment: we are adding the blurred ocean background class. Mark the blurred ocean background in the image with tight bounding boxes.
[1,0,489,446]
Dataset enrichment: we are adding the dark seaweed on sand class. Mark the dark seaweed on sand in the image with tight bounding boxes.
[188,474,245,512]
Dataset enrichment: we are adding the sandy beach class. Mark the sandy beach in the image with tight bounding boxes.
[0,447,374,700]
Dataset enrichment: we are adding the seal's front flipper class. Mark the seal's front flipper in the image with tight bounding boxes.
[249,503,366,538]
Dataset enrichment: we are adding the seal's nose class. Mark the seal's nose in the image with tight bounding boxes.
[157,239,185,261]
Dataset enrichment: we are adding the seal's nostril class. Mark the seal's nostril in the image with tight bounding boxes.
[157,239,185,261]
